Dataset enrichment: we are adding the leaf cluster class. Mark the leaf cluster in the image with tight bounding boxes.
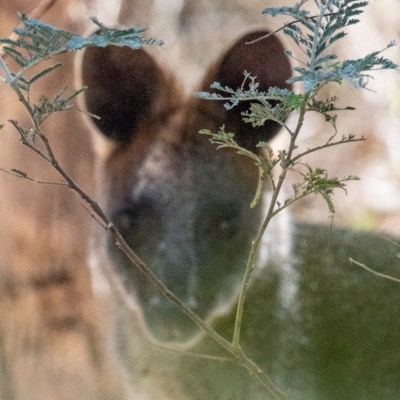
[33,86,87,125]
[290,41,397,91]
[197,0,396,213]
[197,73,302,128]
[263,0,398,91]
[0,14,162,135]
[0,14,162,71]
[293,164,359,213]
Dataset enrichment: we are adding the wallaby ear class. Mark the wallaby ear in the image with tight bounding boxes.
[80,44,168,144]
[200,30,292,152]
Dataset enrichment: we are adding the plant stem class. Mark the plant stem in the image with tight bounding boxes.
[0,55,13,83]
[349,258,400,284]
[310,0,331,71]
[290,136,365,164]
[246,12,336,45]
[232,95,309,349]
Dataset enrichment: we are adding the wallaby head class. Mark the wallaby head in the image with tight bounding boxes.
[79,30,292,342]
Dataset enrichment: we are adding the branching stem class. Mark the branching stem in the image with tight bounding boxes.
[232,93,310,348]
[290,136,365,165]
[246,12,336,45]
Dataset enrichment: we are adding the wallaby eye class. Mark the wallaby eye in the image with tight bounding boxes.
[112,198,160,249]
[218,217,239,239]
[113,209,139,232]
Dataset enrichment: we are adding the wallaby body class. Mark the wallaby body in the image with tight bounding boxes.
[0,1,399,399]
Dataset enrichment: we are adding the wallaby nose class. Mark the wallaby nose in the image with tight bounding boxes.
[149,293,198,310]
[142,240,201,342]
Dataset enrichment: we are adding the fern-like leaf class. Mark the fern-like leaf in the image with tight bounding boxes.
[0,14,162,76]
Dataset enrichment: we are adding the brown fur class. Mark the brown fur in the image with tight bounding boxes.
[0,1,131,399]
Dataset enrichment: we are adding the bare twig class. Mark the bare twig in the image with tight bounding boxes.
[79,202,108,229]
[148,341,235,363]
[0,166,66,185]
[246,13,336,45]
[378,234,400,249]
[290,137,366,165]
[232,92,310,349]
[349,258,400,284]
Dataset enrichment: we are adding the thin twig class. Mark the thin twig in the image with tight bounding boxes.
[349,258,400,284]
[0,167,66,185]
[378,234,400,249]
[0,54,13,83]
[290,137,365,165]
[246,13,336,45]
[79,202,108,229]
[148,342,235,363]
[232,92,310,349]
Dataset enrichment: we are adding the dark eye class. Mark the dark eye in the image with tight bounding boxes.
[218,216,239,238]
[112,198,160,248]
[113,208,139,232]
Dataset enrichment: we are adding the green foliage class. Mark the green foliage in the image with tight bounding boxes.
[200,126,276,208]
[200,126,278,175]
[33,87,87,125]
[0,14,162,70]
[0,14,162,139]
[264,0,397,91]
[289,41,397,91]
[295,164,359,213]
[197,0,397,213]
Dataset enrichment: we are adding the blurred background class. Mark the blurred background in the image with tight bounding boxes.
[120,0,400,234]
